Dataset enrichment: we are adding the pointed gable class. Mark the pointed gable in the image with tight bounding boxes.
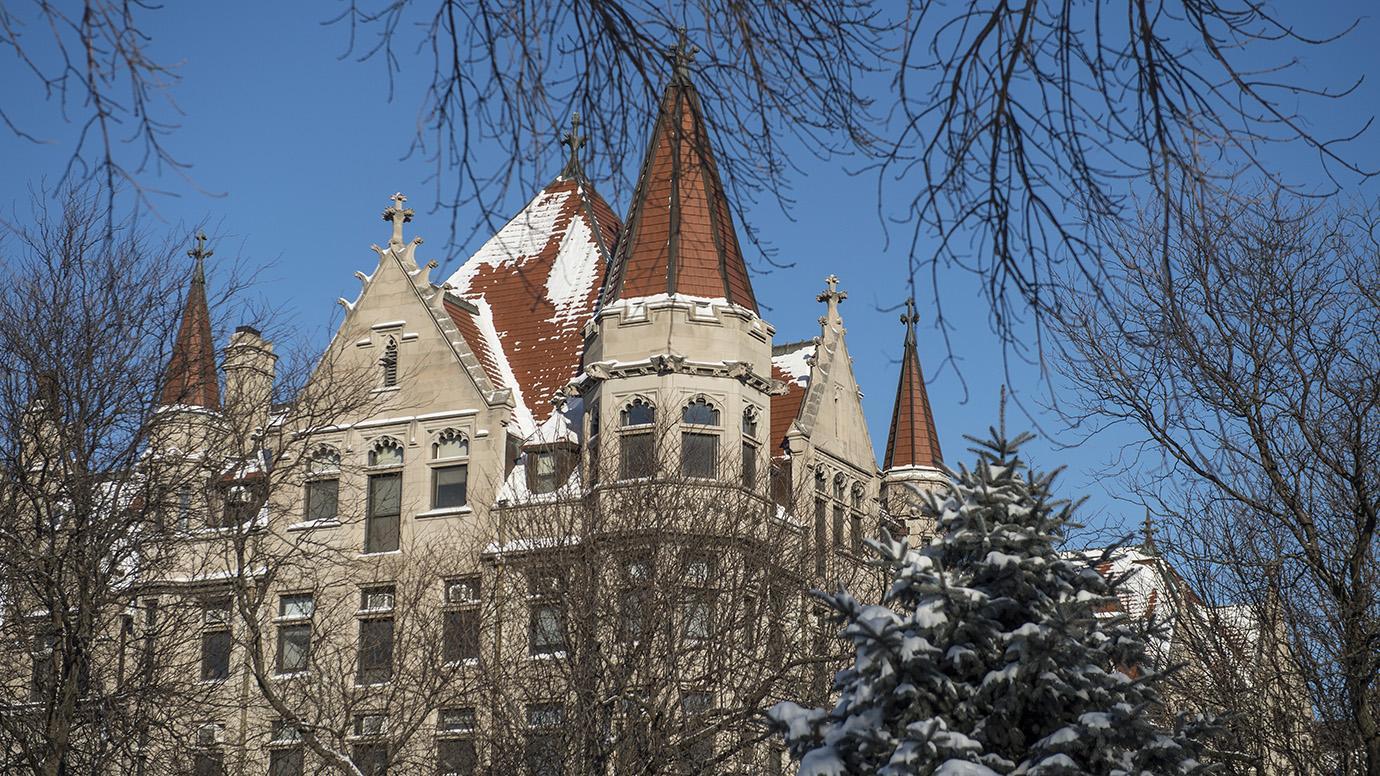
[446,175,620,430]
[884,299,942,469]
[601,68,757,311]
[160,237,220,409]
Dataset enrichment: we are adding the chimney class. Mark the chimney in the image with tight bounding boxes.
[223,325,276,437]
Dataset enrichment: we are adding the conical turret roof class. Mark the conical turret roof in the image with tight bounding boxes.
[601,55,757,311]
[160,234,220,409]
[884,298,942,470]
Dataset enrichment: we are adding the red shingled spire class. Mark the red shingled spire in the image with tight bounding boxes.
[601,37,758,312]
[160,233,220,409]
[884,297,942,470]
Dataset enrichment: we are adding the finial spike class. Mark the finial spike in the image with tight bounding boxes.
[381,192,415,247]
[670,29,699,81]
[560,113,586,178]
[188,231,213,264]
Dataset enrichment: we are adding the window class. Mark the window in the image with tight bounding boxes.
[305,446,341,523]
[619,398,656,480]
[620,398,655,427]
[742,407,759,437]
[366,472,401,553]
[368,437,404,468]
[358,589,394,684]
[380,336,398,388]
[681,432,718,478]
[276,594,313,675]
[433,465,468,509]
[443,578,480,663]
[29,630,54,700]
[432,428,469,459]
[527,567,565,656]
[355,713,387,737]
[683,554,714,643]
[270,721,304,776]
[741,441,757,489]
[526,704,566,776]
[587,408,601,486]
[851,485,865,551]
[176,485,193,530]
[681,398,720,479]
[530,450,558,494]
[352,743,389,776]
[216,482,261,528]
[813,496,827,576]
[437,708,478,776]
[618,559,652,643]
[832,475,846,551]
[193,722,225,776]
[679,693,714,771]
[529,603,565,656]
[269,748,303,776]
[201,600,231,681]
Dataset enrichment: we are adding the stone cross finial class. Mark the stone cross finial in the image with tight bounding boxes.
[1142,511,1157,551]
[188,231,213,263]
[670,30,698,81]
[382,192,415,246]
[561,113,586,177]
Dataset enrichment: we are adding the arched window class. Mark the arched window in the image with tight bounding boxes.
[305,446,341,524]
[850,484,866,551]
[741,407,759,438]
[682,397,720,426]
[620,397,655,427]
[379,337,399,388]
[681,398,720,478]
[587,407,602,487]
[832,475,846,550]
[306,445,341,476]
[368,436,404,467]
[619,398,655,479]
[432,429,469,459]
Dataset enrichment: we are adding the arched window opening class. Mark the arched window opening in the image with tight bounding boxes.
[432,429,469,460]
[620,397,655,427]
[741,407,759,437]
[305,445,341,524]
[368,437,404,468]
[682,397,720,426]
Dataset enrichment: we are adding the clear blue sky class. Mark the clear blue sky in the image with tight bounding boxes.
[2,2,1375,533]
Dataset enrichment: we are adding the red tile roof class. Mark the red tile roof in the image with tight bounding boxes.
[446,175,620,430]
[160,257,220,409]
[770,341,814,456]
[601,71,757,311]
[884,301,942,469]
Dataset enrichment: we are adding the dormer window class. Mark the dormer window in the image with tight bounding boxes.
[681,397,720,479]
[368,437,404,468]
[619,397,656,480]
[379,337,399,388]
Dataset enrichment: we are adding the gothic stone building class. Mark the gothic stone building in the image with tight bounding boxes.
[143,66,949,776]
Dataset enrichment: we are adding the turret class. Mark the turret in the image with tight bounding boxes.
[151,233,223,454]
[881,298,948,537]
[582,38,775,491]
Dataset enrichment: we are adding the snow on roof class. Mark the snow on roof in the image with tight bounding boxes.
[769,341,814,455]
[445,177,620,430]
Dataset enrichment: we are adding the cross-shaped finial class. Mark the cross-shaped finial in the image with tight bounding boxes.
[188,231,213,263]
[670,29,698,81]
[381,192,415,247]
[816,274,847,320]
[1142,511,1157,551]
[560,113,586,178]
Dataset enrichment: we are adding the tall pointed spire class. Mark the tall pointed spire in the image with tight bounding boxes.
[601,34,758,312]
[160,232,220,409]
[884,297,942,470]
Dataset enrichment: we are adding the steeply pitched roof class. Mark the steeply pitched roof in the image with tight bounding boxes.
[446,175,621,433]
[600,70,757,311]
[883,299,942,469]
[770,341,814,456]
[160,238,220,409]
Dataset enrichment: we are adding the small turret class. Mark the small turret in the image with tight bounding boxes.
[881,297,948,537]
[159,233,221,411]
[223,325,276,440]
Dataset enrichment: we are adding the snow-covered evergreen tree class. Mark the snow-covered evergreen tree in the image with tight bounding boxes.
[769,427,1216,775]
